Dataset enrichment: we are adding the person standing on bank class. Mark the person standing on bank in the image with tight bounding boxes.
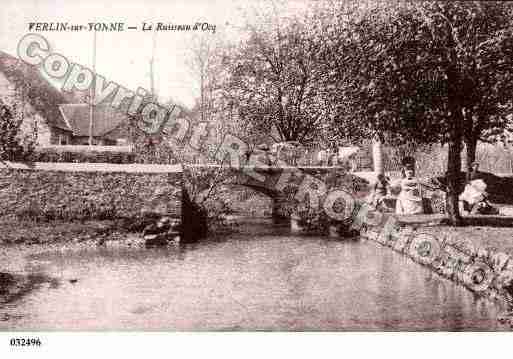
[395,166,424,215]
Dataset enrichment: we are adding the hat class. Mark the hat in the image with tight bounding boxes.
[460,180,487,204]
[470,179,487,193]
[401,156,415,166]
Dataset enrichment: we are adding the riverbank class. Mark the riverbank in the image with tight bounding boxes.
[3,213,513,252]
[396,213,513,256]
[0,272,58,308]
[0,218,116,305]
[0,217,151,307]
[360,213,513,326]
[0,217,135,245]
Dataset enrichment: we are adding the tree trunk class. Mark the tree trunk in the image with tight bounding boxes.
[465,136,477,171]
[445,136,463,226]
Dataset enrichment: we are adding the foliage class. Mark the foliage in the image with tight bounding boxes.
[323,1,513,224]
[0,103,34,161]
[183,166,233,221]
[186,34,226,124]
[294,203,329,232]
[131,135,181,164]
[178,1,513,226]
[126,94,184,164]
[319,1,513,146]
[221,12,333,144]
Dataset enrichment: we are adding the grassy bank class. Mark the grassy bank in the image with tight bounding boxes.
[396,214,513,256]
[0,217,136,245]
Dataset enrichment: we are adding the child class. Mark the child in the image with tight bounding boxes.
[370,174,391,210]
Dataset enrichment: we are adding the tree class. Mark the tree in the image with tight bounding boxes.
[0,103,34,161]
[307,0,376,146]
[126,94,186,164]
[221,12,333,144]
[186,34,225,123]
[458,1,513,166]
[326,1,513,225]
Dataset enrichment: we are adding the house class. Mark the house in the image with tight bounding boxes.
[0,50,72,146]
[0,50,132,147]
[58,104,132,146]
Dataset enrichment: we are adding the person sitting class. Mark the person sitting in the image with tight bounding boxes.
[395,167,424,215]
[370,174,391,210]
[459,179,499,215]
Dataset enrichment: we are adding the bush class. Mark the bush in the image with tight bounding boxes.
[0,104,35,161]
[33,149,136,163]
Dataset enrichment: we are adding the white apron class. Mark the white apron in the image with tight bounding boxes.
[395,178,423,215]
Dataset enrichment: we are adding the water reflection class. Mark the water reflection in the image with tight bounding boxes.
[0,228,509,331]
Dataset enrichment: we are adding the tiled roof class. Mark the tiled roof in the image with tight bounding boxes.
[58,103,128,137]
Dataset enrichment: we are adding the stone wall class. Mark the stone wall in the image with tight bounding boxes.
[359,213,513,306]
[0,162,182,221]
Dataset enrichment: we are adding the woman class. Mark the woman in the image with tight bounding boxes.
[395,167,424,215]
[459,179,499,215]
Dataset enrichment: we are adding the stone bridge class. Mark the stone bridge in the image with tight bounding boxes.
[185,164,372,221]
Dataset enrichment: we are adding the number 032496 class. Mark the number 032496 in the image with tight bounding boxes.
[9,338,42,346]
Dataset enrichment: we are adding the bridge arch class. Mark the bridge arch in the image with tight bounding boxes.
[215,183,285,219]
[186,164,371,223]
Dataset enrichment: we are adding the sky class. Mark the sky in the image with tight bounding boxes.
[0,0,303,108]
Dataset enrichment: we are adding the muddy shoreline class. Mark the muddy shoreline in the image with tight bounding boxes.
[0,272,58,307]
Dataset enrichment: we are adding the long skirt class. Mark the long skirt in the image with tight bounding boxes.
[395,196,423,215]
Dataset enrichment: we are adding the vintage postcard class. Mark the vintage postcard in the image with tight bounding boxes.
[1,1,513,350]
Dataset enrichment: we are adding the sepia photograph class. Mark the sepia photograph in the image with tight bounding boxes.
[1,0,513,346]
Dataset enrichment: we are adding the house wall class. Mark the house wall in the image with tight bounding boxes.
[70,124,132,146]
[69,136,109,145]
[48,127,72,145]
[70,137,90,145]
[0,71,57,146]
[102,123,133,144]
